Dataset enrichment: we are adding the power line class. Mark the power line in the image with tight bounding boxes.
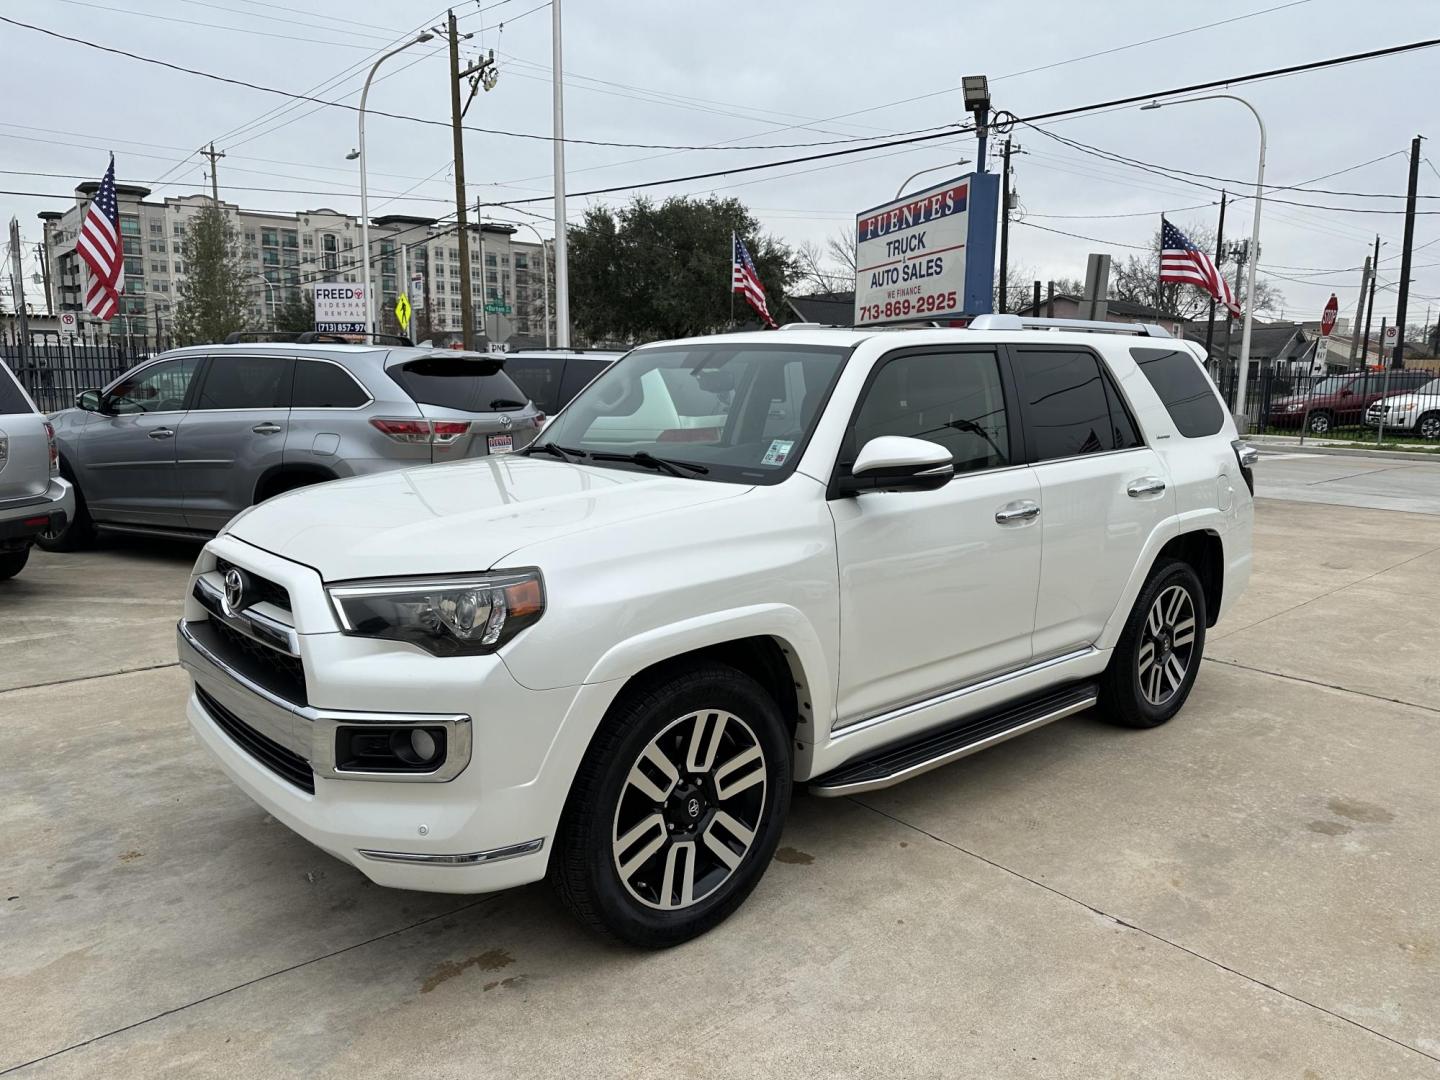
[0,14,955,153]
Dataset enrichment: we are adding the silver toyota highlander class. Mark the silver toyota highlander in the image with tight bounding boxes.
[0,358,74,580]
[40,339,541,549]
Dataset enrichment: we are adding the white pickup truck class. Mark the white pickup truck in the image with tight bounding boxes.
[177,316,1254,946]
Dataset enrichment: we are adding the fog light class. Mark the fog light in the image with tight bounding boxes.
[408,728,438,763]
[336,726,447,772]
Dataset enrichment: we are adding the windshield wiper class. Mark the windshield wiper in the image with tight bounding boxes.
[587,450,709,477]
[529,442,588,462]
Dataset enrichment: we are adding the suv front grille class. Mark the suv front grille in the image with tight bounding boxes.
[215,557,292,614]
[205,616,308,705]
[196,685,314,794]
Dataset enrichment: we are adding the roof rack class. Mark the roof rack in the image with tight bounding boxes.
[218,331,415,346]
[968,314,1172,338]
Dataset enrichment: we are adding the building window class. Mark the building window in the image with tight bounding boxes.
[124,256,144,277]
[501,255,509,268]
[174,260,184,274]
[120,216,141,237]
[150,261,166,274]
[149,221,164,237]
[303,233,314,248]
[282,229,298,249]
[122,237,141,256]
[515,254,528,270]
[485,253,497,268]
[262,228,278,246]
[173,223,186,238]
[148,239,166,254]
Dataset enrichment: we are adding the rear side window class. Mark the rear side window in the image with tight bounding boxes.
[1131,347,1224,438]
[500,357,561,413]
[196,355,292,410]
[0,362,34,414]
[389,355,527,412]
[559,358,608,405]
[1014,348,1131,461]
[292,359,369,408]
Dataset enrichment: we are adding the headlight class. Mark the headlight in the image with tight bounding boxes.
[1398,401,1418,412]
[1286,403,1305,412]
[327,569,545,656]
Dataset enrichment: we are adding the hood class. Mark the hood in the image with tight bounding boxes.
[229,455,750,581]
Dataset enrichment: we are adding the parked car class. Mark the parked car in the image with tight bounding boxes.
[498,349,622,418]
[1365,377,1440,439]
[176,316,1254,946]
[40,341,541,548]
[1267,370,1434,434]
[0,358,74,581]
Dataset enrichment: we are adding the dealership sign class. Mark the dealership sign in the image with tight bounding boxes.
[311,283,368,333]
[853,172,999,325]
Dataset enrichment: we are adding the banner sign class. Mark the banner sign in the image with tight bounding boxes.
[312,283,367,334]
[853,171,999,325]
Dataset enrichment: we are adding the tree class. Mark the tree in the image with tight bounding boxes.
[171,204,253,344]
[568,196,797,342]
[1111,223,1283,320]
[273,288,314,334]
[795,227,857,294]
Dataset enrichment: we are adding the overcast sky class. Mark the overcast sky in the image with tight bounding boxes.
[3,0,1438,328]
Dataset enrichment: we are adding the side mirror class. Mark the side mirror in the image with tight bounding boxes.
[1339,388,1354,398]
[834,436,953,497]
[76,389,102,412]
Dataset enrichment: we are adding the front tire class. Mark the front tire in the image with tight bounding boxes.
[1307,411,1333,435]
[1417,412,1440,440]
[1099,559,1207,729]
[550,662,791,947]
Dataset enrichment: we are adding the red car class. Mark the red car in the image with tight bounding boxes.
[1267,371,1434,434]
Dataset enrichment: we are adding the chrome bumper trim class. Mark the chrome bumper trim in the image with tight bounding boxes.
[192,575,301,657]
[357,838,545,867]
[179,619,473,783]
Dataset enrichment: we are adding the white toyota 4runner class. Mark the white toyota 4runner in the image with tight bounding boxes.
[178,316,1255,946]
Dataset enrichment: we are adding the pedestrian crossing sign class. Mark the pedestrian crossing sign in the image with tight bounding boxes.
[394,293,412,331]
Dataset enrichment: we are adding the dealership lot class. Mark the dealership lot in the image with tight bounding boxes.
[3,458,1439,1078]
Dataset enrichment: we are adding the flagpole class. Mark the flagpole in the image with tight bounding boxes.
[729,232,735,330]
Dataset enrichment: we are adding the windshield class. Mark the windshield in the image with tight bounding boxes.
[531,343,850,483]
[1416,378,1440,397]
[1309,376,1351,395]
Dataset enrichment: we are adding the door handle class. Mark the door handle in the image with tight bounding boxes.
[251,423,283,435]
[1126,477,1167,497]
[146,428,175,440]
[995,500,1041,525]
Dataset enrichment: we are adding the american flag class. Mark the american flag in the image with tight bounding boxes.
[732,232,776,328]
[77,155,123,321]
[1159,218,1238,318]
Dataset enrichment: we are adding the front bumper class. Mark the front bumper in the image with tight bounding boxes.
[0,477,72,547]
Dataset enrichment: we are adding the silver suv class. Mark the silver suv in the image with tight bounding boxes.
[40,340,540,548]
[0,359,74,580]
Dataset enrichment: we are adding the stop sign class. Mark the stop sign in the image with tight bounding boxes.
[1320,294,1338,337]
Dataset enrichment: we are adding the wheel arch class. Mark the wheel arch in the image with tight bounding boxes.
[252,462,339,504]
[1154,530,1224,628]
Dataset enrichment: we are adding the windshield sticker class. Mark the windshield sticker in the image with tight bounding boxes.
[762,439,794,466]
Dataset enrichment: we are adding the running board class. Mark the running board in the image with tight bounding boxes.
[808,682,1099,797]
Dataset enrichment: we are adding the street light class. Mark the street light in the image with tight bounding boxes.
[962,74,991,171]
[356,32,434,337]
[1141,94,1266,431]
[511,221,552,348]
[896,159,972,199]
[249,275,276,329]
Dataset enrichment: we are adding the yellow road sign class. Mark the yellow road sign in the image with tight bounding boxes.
[394,293,412,330]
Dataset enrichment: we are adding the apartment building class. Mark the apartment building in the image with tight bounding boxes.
[38,183,549,344]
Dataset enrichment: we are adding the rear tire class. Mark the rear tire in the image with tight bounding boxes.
[1099,559,1207,729]
[549,662,791,948]
[0,546,30,581]
[34,480,96,552]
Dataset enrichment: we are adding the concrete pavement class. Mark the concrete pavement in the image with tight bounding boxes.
[1254,449,1440,516]
[2,494,1439,1078]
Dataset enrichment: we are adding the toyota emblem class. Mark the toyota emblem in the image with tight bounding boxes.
[222,568,247,614]
[499,414,513,430]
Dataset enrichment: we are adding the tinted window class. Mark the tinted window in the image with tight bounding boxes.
[1104,375,1145,449]
[500,357,561,413]
[390,355,527,413]
[1131,347,1224,438]
[106,357,199,414]
[292,359,368,408]
[851,350,1009,473]
[559,358,608,406]
[196,355,291,410]
[0,362,33,414]
[1015,349,1117,461]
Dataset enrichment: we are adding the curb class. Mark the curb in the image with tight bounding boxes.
[1247,435,1440,464]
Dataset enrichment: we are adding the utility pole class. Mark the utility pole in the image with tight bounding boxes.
[1204,190,1227,361]
[1348,253,1371,367]
[1045,280,1055,318]
[8,218,29,372]
[35,240,51,317]
[997,137,1012,313]
[448,10,476,350]
[1392,135,1423,370]
[199,142,225,206]
[551,0,570,346]
[1222,240,1247,391]
[1361,234,1380,368]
